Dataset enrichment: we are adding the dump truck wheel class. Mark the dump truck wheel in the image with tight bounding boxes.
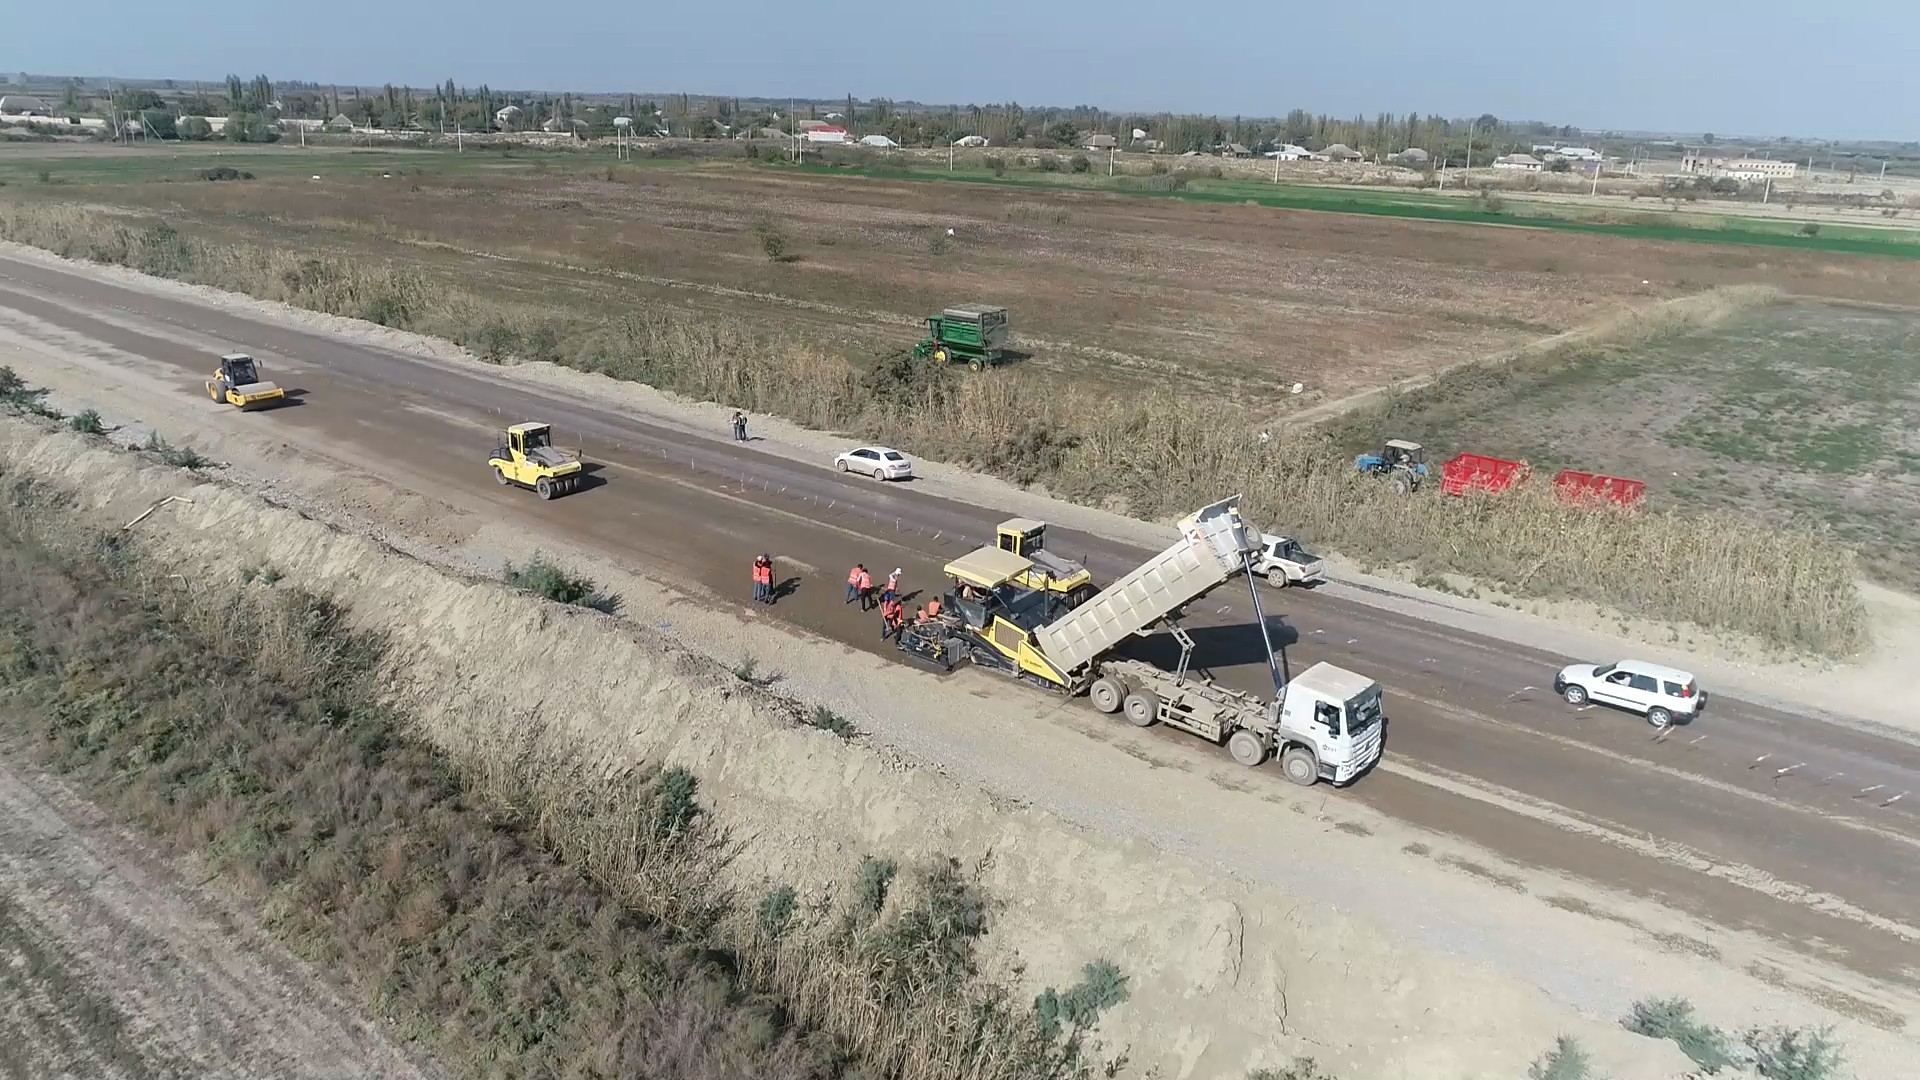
[1281,746,1319,787]
[1089,676,1125,714]
[1122,691,1159,728]
[536,477,554,500]
[1228,730,1267,767]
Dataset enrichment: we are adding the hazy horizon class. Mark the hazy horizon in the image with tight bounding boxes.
[6,0,1917,142]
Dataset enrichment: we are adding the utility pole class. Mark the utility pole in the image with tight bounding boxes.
[1463,119,1474,183]
[949,137,955,172]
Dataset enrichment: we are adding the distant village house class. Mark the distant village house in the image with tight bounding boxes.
[1492,152,1543,172]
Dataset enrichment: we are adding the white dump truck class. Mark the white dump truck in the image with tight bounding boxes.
[898,496,1385,785]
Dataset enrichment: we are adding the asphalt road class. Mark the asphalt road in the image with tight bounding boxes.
[3,252,1917,1006]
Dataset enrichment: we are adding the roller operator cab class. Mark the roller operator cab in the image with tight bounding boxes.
[995,517,1097,609]
[488,422,585,500]
[206,353,286,410]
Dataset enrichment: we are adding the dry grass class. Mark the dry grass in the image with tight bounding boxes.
[0,203,1868,656]
[0,470,1114,1080]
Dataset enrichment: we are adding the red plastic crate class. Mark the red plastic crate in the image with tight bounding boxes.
[1553,468,1646,508]
[1440,452,1529,496]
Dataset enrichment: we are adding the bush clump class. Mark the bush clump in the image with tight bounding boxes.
[501,552,615,612]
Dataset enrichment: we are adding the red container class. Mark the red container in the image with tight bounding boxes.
[1553,468,1646,508]
[1440,452,1529,496]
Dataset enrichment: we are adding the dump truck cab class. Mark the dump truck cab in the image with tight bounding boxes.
[206,352,286,410]
[1269,663,1386,785]
[913,303,1010,370]
[488,422,585,500]
[995,517,1097,608]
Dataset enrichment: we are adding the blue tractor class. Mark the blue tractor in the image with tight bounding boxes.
[1355,439,1428,494]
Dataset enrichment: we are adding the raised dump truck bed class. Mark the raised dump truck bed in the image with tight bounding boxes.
[1035,496,1258,676]
[899,494,1385,786]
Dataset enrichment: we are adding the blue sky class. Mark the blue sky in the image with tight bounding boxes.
[7,0,1917,140]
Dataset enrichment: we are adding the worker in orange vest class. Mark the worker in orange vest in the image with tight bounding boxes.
[884,567,902,603]
[855,565,875,611]
[752,554,775,604]
[880,595,904,640]
[845,563,865,606]
[924,595,942,620]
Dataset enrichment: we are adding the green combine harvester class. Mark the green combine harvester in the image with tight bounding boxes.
[912,304,1010,370]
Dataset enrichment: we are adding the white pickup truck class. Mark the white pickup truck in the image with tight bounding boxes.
[1252,533,1325,588]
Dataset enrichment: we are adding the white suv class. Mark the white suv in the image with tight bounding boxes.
[1554,659,1706,727]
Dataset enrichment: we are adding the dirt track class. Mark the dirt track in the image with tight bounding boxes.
[2,248,1918,1048]
[0,742,441,1080]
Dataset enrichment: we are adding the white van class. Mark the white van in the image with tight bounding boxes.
[1554,659,1706,727]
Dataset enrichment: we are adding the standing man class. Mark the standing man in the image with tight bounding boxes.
[731,410,749,442]
[751,554,767,604]
[884,567,902,604]
[846,563,865,606]
[856,565,875,611]
[880,594,903,640]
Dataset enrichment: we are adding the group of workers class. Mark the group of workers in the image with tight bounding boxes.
[748,555,948,641]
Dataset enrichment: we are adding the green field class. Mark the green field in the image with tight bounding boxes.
[1332,301,1920,589]
[790,160,1920,259]
[6,140,1918,259]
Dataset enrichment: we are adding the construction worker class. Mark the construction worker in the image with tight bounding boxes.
[751,554,771,603]
[924,595,942,620]
[883,567,902,604]
[846,563,865,605]
[880,595,904,640]
[856,565,875,611]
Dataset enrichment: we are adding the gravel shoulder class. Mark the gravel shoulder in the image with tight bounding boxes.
[0,734,444,1080]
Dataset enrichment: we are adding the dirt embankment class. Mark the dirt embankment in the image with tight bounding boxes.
[0,419,1698,1078]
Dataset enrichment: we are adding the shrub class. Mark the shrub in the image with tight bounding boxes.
[754,220,790,261]
[501,552,614,611]
[1069,153,1091,174]
[925,228,950,255]
[1036,155,1063,173]
[138,432,213,470]
[176,116,212,140]
[757,885,798,937]
[1798,223,1821,237]
[1249,1061,1338,1080]
[201,166,252,182]
[849,856,896,920]
[1528,1036,1595,1080]
[68,409,106,435]
[1622,996,1734,1072]
[1744,1026,1842,1080]
[805,705,859,739]
[1206,165,1223,179]
[984,153,1006,176]
[1033,959,1129,1040]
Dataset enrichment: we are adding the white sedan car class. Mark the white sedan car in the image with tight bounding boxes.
[834,445,913,481]
[1554,659,1706,727]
